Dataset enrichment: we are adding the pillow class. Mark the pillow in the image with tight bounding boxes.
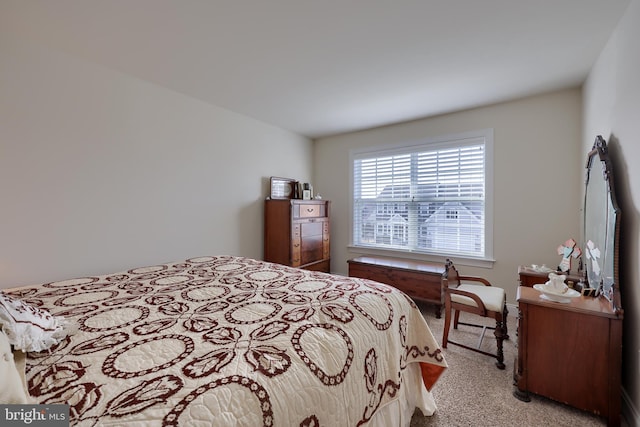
[0,329,30,403]
[0,292,71,352]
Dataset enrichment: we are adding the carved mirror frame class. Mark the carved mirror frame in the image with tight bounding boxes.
[583,135,622,314]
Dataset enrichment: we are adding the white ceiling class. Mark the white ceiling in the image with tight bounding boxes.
[2,0,630,138]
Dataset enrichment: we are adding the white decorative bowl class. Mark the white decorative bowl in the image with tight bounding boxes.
[533,284,581,303]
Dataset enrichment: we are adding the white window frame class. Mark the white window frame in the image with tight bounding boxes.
[348,129,494,268]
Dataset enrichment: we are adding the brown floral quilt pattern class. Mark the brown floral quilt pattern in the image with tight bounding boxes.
[6,256,447,426]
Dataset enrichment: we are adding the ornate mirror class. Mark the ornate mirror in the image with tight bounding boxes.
[583,135,622,314]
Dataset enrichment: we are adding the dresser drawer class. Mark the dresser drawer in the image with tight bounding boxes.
[298,204,324,218]
[303,259,330,272]
[322,224,330,259]
[291,244,301,266]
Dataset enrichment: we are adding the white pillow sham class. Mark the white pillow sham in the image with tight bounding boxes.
[0,292,71,352]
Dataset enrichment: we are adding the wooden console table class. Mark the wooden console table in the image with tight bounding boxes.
[347,256,445,317]
[513,286,622,426]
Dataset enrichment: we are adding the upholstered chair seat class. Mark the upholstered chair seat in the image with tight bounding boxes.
[442,259,509,369]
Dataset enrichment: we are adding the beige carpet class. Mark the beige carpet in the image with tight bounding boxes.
[409,303,613,427]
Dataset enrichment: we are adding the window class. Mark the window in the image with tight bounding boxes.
[350,129,493,260]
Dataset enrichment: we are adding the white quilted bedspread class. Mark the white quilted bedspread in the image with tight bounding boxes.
[6,256,446,426]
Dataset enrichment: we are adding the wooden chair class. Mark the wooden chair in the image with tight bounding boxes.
[441,259,509,369]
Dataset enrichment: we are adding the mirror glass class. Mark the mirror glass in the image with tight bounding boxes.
[583,136,621,309]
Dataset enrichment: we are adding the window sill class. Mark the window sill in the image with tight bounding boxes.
[346,245,496,269]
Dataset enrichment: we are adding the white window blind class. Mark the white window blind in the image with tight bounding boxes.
[351,130,492,259]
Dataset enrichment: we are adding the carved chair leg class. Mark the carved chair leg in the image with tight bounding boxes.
[502,304,509,340]
[494,316,506,370]
[453,309,461,329]
[442,301,452,349]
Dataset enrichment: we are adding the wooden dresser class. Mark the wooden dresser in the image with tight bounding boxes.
[347,256,445,317]
[513,285,622,426]
[264,199,330,272]
[517,265,583,288]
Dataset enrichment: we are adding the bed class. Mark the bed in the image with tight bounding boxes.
[0,255,447,426]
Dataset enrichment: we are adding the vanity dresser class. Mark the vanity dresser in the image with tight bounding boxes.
[513,286,622,426]
[513,136,623,427]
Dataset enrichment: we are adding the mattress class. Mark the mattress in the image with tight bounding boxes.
[2,256,447,426]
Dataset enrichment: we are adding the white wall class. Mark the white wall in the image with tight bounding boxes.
[583,0,640,422]
[0,37,313,288]
[314,88,583,306]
